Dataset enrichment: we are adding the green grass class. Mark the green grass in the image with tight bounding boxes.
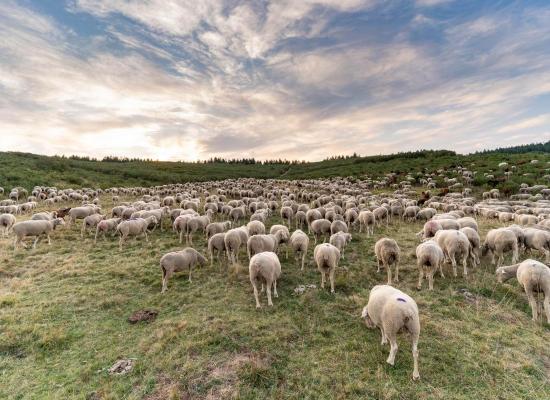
[1,146,549,192]
[1,196,549,399]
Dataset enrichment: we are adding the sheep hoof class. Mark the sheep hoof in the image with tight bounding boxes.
[413,373,420,381]
[386,359,395,366]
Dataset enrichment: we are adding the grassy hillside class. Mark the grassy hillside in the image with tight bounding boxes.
[0,145,549,193]
[0,196,549,399]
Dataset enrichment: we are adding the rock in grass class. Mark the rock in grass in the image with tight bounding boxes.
[128,309,158,324]
[108,359,134,375]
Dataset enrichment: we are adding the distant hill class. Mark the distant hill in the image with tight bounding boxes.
[0,142,548,193]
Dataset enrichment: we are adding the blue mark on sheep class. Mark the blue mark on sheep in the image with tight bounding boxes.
[396,298,406,302]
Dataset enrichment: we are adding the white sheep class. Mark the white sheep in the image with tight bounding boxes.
[208,232,227,269]
[0,213,16,237]
[361,285,420,380]
[12,218,65,250]
[311,218,332,244]
[481,228,519,267]
[249,251,281,308]
[374,238,401,284]
[433,230,471,277]
[224,226,249,265]
[81,214,106,238]
[313,243,341,293]
[358,210,375,235]
[329,232,352,260]
[290,229,309,270]
[247,231,285,259]
[94,218,121,243]
[205,221,231,239]
[116,216,157,250]
[415,240,445,290]
[496,259,550,323]
[160,248,208,292]
[522,228,550,262]
[247,220,266,236]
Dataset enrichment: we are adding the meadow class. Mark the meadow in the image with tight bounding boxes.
[1,194,549,399]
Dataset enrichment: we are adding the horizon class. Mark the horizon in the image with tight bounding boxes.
[1,1,550,161]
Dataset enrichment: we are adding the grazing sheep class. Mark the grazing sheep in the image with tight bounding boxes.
[460,227,481,266]
[0,213,17,237]
[116,216,157,250]
[330,219,348,235]
[329,232,352,259]
[280,206,294,227]
[205,221,231,239]
[295,210,307,230]
[313,243,341,293]
[433,230,471,277]
[173,214,193,244]
[224,226,249,265]
[416,220,442,240]
[31,211,58,221]
[496,259,550,323]
[81,214,106,238]
[373,207,389,227]
[249,251,282,308]
[290,229,309,270]
[160,248,208,292]
[247,220,266,236]
[270,224,291,258]
[358,210,375,235]
[68,205,100,225]
[94,218,121,243]
[311,218,332,244]
[457,217,478,231]
[186,215,210,245]
[306,209,322,233]
[361,285,420,380]
[522,228,550,262]
[12,218,65,250]
[481,228,519,267]
[374,238,401,284]
[208,233,227,269]
[415,240,445,290]
[247,231,285,259]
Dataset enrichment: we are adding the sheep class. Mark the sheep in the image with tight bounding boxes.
[247,231,285,259]
[522,228,550,262]
[205,221,231,239]
[224,226,249,265]
[416,220,442,240]
[329,232,352,260]
[481,228,519,267]
[208,232,227,269]
[31,211,58,221]
[247,220,266,236]
[229,205,246,223]
[280,206,294,227]
[460,227,481,266]
[330,219,348,235]
[160,248,208,292]
[374,238,401,284]
[306,209,322,233]
[94,218,121,243]
[314,243,341,293]
[311,218,332,244]
[433,230,471,277]
[12,218,65,250]
[289,229,309,270]
[361,285,420,380]
[358,210,375,235]
[295,210,307,230]
[415,240,445,290]
[186,215,210,245]
[0,213,17,237]
[457,217,478,232]
[68,205,100,225]
[496,259,550,323]
[373,206,389,227]
[403,206,419,221]
[116,216,157,250]
[249,251,281,308]
[270,224,291,258]
[81,214,106,238]
[173,214,193,243]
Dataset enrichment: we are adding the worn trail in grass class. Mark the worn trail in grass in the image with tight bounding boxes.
[1,198,549,399]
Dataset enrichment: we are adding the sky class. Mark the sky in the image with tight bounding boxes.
[0,0,549,162]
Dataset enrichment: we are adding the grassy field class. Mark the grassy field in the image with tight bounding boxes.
[1,195,549,399]
[1,145,549,192]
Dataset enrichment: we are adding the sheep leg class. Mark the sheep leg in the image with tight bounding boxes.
[301,253,306,271]
[386,263,392,285]
[47,234,51,245]
[394,263,399,282]
[439,261,445,278]
[412,337,420,380]
[188,266,192,282]
[33,236,40,249]
[161,267,167,293]
[266,283,274,306]
[376,259,381,273]
[543,291,550,324]
[273,280,278,298]
[321,272,326,289]
[417,269,423,290]
[144,231,149,242]
[450,254,457,277]
[119,236,124,250]
[386,332,398,366]
[428,271,434,290]
[179,230,184,244]
[252,281,261,308]
[329,268,335,294]
[380,326,388,345]
[525,286,539,321]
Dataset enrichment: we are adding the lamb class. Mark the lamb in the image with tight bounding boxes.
[313,243,341,293]
[249,252,282,308]
[247,220,266,236]
[12,218,65,250]
[496,259,550,323]
[160,248,208,292]
[208,232,227,269]
[329,232,352,260]
[415,240,445,290]
[247,231,285,259]
[0,213,17,237]
[290,229,309,270]
[81,214,106,238]
[433,230,471,277]
[311,218,332,244]
[224,226,249,265]
[205,221,231,239]
[94,218,121,243]
[522,228,550,262]
[374,238,401,284]
[361,285,420,380]
[358,210,375,235]
[481,228,519,267]
[116,216,157,250]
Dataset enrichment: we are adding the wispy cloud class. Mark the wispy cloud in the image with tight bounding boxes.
[0,0,549,161]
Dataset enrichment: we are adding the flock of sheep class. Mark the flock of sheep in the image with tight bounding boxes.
[1,168,550,381]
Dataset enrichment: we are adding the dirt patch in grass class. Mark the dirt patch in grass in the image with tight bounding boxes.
[145,375,189,400]
[128,309,158,324]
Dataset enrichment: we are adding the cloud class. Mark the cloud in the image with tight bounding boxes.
[0,0,549,162]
